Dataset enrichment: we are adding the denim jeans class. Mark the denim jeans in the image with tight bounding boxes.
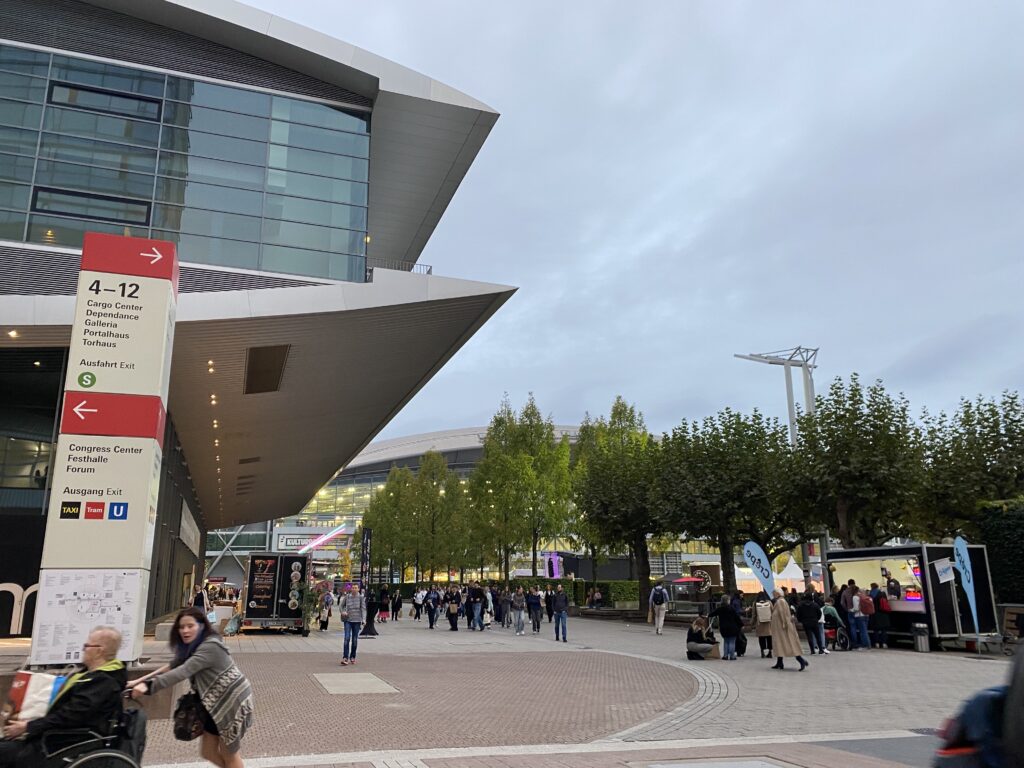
[817,623,827,650]
[854,616,870,648]
[723,635,736,658]
[473,602,484,630]
[554,610,568,640]
[343,621,360,659]
[513,609,525,634]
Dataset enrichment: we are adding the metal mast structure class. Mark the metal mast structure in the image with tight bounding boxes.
[734,346,828,593]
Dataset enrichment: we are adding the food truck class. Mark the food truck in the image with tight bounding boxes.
[241,552,311,632]
[827,543,998,647]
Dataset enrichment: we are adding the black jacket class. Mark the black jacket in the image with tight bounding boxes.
[26,661,127,739]
[710,606,743,638]
[795,600,822,625]
[552,591,570,612]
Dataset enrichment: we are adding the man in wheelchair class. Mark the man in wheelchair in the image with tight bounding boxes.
[0,626,128,767]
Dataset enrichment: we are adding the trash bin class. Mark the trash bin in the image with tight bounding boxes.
[912,623,930,652]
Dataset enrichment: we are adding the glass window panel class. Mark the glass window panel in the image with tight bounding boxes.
[0,126,39,156]
[162,101,268,142]
[159,126,265,165]
[151,229,259,270]
[157,152,264,189]
[0,72,47,103]
[263,193,367,230]
[271,97,368,134]
[165,78,270,117]
[0,99,42,129]
[51,55,164,97]
[261,244,364,281]
[153,177,263,215]
[152,205,260,242]
[44,106,160,147]
[269,121,369,157]
[261,219,365,255]
[34,189,149,224]
[0,208,25,240]
[265,168,367,206]
[0,181,30,210]
[0,153,35,183]
[35,159,153,199]
[267,144,367,182]
[0,45,50,77]
[49,84,160,121]
[27,214,143,248]
[39,133,157,173]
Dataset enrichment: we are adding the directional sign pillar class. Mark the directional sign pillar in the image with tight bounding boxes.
[31,233,178,665]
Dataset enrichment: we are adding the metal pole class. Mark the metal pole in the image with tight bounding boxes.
[784,364,798,447]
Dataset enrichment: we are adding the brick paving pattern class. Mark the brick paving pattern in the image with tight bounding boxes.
[142,648,698,764]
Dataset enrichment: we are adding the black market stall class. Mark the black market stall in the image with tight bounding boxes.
[827,543,998,647]
[240,552,311,633]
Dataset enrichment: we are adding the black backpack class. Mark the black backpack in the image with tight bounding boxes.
[652,587,666,606]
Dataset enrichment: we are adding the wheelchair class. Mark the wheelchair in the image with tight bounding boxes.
[824,616,851,651]
[41,696,146,767]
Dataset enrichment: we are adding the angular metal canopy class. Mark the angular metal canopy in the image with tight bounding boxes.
[0,269,515,529]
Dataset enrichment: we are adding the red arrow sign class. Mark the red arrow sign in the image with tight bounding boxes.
[81,233,179,294]
[60,391,167,446]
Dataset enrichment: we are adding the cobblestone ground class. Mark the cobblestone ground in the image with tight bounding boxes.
[132,616,1010,767]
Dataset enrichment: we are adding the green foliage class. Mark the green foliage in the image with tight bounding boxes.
[574,397,661,604]
[977,498,1024,604]
[591,580,639,602]
[795,374,924,548]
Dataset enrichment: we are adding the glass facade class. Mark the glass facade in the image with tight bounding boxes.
[0,43,370,281]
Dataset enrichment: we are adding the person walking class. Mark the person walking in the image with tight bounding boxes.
[769,589,809,671]
[511,586,527,635]
[413,587,425,621]
[527,586,543,633]
[649,582,670,635]
[445,585,461,631]
[553,583,570,642]
[339,583,365,665]
[710,595,743,660]
[425,584,441,629]
[391,589,403,621]
[500,589,513,629]
[131,607,253,768]
[544,585,555,624]
[468,581,486,632]
[754,591,774,658]
[795,592,824,655]
[378,586,390,623]
[192,584,208,611]
[318,589,334,632]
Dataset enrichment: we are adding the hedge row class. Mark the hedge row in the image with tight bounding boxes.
[978,498,1024,604]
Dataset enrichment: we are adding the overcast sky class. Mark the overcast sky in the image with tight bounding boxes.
[252,1,1024,439]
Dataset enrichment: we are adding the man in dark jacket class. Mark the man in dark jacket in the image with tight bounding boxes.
[552,584,570,642]
[795,594,824,655]
[544,586,555,623]
[0,626,127,767]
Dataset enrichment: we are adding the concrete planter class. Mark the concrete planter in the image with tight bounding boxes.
[614,600,639,610]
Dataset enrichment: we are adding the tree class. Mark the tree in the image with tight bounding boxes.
[413,451,452,581]
[657,409,783,593]
[921,392,1024,538]
[361,465,416,579]
[794,374,924,548]
[575,396,661,604]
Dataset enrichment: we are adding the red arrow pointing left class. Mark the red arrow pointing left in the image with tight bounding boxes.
[60,392,166,445]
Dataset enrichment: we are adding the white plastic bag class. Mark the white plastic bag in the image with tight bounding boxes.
[19,671,57,720]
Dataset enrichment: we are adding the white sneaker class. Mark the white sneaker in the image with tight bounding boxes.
[822,649,830,654]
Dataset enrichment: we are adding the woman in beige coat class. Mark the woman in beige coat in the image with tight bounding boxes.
[769,589,808,671]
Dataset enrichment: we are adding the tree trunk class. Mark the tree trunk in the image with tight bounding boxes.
[532,529,539,577]
[718,533,736,594]
[628,544,635,580]
[589,545,597,581]
[634,531,652,607]
[504,544,511,586]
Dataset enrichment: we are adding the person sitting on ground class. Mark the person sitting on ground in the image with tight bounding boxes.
[0,626,127,768]
[686,616,716,660]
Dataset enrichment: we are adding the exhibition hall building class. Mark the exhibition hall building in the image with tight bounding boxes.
[0,0,513,637]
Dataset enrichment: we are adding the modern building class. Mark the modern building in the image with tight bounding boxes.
[0,0,513,636]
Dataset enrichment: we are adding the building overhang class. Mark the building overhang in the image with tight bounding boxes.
[0,268,515,530]
[77,0,500,267]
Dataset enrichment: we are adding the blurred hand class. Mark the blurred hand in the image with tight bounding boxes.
[3,719,27,738]
[131,683,147,700]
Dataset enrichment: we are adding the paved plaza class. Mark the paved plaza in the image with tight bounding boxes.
[104,615,1011,768]
[2,617,1011,767]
